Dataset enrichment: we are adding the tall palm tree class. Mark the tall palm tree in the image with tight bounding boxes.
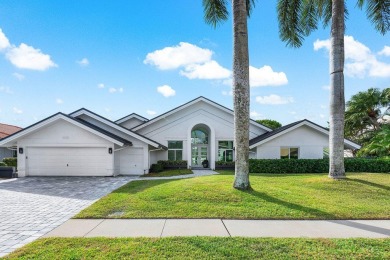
[277,0,390,179]
[203,0,256,189]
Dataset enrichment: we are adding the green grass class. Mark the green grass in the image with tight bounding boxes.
[76,172,390,219]
[5,237,390,259]
[141,168,193,177]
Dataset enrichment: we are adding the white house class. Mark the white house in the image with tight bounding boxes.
[0,97,360,177]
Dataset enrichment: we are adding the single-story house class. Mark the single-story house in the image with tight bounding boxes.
[0,123,22,161]
[0,96,360,177]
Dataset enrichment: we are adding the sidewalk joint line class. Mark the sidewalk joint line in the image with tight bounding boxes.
[160,219,167,238]
[221,219,231,237]
[83,219,105,237]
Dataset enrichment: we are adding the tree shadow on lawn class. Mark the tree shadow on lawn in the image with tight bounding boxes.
[112,178,184,195]
[346,178,390,192]
[245,189,337,219]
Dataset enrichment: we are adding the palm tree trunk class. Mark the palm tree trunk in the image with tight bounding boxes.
[232,0,250,189]
[329,0,346,179]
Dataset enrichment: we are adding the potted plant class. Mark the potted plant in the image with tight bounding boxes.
[202,159,209,168]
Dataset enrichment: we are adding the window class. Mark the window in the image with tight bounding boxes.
[191,128,208,144]
[280,147,299,159]
[168,141,183,161]
[218,141,234,162]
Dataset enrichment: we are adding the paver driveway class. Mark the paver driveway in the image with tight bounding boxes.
[0,176,135,257]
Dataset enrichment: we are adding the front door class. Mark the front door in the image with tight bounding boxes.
[191,145,208,167]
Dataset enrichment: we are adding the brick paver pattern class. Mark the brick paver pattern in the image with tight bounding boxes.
[0,176,135,257]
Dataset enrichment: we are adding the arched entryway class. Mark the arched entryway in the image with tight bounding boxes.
[191,124,210,168]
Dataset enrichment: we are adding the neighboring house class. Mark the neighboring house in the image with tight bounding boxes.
[0,97,360,177]
[0,123,22,161]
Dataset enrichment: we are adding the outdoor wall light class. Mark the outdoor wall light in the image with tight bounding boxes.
[19,147,23,154]
[108,148,113,154]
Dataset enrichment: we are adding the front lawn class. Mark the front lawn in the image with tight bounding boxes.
[5,237,390,259]
[76,172,390,219]
[141,168,193,178]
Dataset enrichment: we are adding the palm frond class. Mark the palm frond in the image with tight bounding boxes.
[357,0,390,34]
[246,0,257,17]
[203,0,229,27]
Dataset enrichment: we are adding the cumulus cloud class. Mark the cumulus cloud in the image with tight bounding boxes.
[56,98,63,104]
[322,85,330,91]
[12,72,25,81]
[180,60,231,80]
[255,94,294,105]
[314,35,390,78]
[157,85,176,97]
[108,87,124,93]
[77,58,89,66]
[144,42,212,70]
[6,43,57,71]
[249,66,288,87]
[250,111,264,120]
[222,90,232,96]
[13,107,23,114]
[146,110,157,116]
[0,29,10,50]
[98,83,105,89]
[0,86,13,94]
[378,46,390,56]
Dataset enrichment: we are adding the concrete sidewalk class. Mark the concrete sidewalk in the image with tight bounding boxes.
[45,219,390,238]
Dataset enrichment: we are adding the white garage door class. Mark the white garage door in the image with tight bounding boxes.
[118,147,144,175]
[27,147,111,176]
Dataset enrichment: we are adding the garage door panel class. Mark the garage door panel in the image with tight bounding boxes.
[27,147,111,176]
[118,147,144,175]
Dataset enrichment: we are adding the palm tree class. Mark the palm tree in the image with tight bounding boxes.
[203,0,256,190]
[277,0,390,179]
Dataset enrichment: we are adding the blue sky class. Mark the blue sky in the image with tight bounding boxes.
[0,1,389,128]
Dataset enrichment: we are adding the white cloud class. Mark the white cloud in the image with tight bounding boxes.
[0,86,13,94]
[6,43,57,71]
[12,72,25,81]
[104,107,111,112]
[314,35,390,78]
[249,66,288,87]
[322,85,330,91]
[157,85,176,97]
[250,111,264,120]
[378,46,390,56]
[144,42,212,70]
[319,114,326,119]
[98,83,105,89]
[56,98,63,104]
[0,29,10,50]
[77,58,89,66]
[108,87,124,93]
[222,90,232,96]
[255,94,294,105]
[320,105,327,109]
[146,110,157,116]
[180,60,231,80]
[13,107,23,114]
[289,111,297,115]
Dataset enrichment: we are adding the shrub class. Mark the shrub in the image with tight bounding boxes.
[215,161,235,169]
[0,162,7,167]
[2,157,17,167]
[248,158,390,173]
[157,160,187,169]
[150,163,164,173]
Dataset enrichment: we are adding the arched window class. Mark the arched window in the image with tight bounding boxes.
[191,127,208,144]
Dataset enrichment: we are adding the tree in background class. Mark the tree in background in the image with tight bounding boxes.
[203,0,256,190]
[277,0,390,179]
[345,88,390,157]
[256,119,282,130]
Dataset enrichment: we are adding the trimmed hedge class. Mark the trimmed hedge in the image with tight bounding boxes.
[2,157,17,167]
[248,158,390,173]
[150,163,164,173]
[158,160,187,169]
[0,162,7,167]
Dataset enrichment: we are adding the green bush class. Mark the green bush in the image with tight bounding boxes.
[150,163,164,173]
[0,162,7,167]
[2,157,17,167]
[248,158,390,173]
[158,160,187,169]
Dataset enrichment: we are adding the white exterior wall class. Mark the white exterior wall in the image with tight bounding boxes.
[119,118,145,129]
[135,101,268,169]
[16,119,115,177]
[256,125,328,159]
